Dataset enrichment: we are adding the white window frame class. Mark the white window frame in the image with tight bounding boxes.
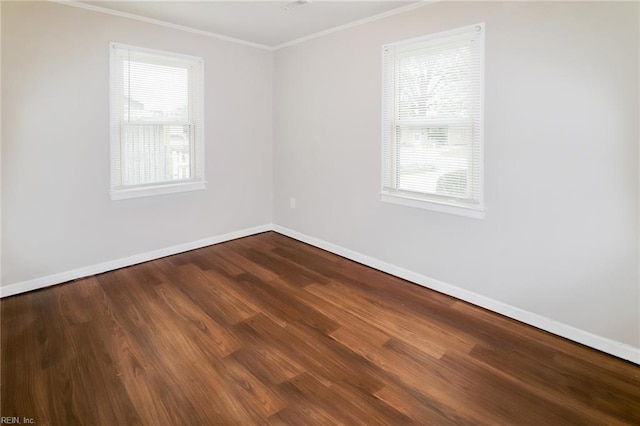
[381,24,485,219]
[109,42,206,200]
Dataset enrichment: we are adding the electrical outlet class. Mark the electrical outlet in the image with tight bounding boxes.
[290,197,296,209]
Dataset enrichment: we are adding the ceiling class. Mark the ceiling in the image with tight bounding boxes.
[80,1,421,48]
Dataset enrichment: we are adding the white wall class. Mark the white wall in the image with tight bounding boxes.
[274,1,640,348]
[1,1,273,285]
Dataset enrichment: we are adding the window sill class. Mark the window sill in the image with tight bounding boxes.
[111,181,206,200]
[381,192,485,219]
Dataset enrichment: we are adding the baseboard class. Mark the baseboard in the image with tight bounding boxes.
[272,225,640,365]
[0,224,273,298]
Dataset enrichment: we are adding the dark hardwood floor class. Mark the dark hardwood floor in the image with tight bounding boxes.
[2,231,639,425]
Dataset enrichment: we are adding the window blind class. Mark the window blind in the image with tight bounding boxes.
[110,43,204,199]
[382,24,484,210]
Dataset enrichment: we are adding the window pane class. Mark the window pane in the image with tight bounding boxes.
[397,42,475,121]
[122,124,191,186]
[396,126,471,199]
[123,61,189,122]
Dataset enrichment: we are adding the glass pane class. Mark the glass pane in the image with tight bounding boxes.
[396,126,471,198]
[397,44,474,120]
[123,61,189,122]
[122,124,191,186]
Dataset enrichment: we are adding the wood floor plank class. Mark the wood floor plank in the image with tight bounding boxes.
[235,313,386,394]
[1,294,43,420]
[307,280,475,358]
[373,382,482,425]
[2,231,639,424]
[175,264,261,325]
[279,372,413,426]
[217,356,288,418]
[438,349,623,426]
[331,325,499,423]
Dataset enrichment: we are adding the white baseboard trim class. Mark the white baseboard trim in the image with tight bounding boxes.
[0,224,273,299]
[272,225,640,365]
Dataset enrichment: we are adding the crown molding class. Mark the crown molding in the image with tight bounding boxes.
[273,0,436,50]
[49,1,437,51]
[48,0,274,51]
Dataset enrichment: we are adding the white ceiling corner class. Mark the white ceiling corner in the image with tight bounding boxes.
[74,1,424,49]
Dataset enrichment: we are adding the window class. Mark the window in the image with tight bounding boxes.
[110,43,205,200]
[382,24,485,218]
